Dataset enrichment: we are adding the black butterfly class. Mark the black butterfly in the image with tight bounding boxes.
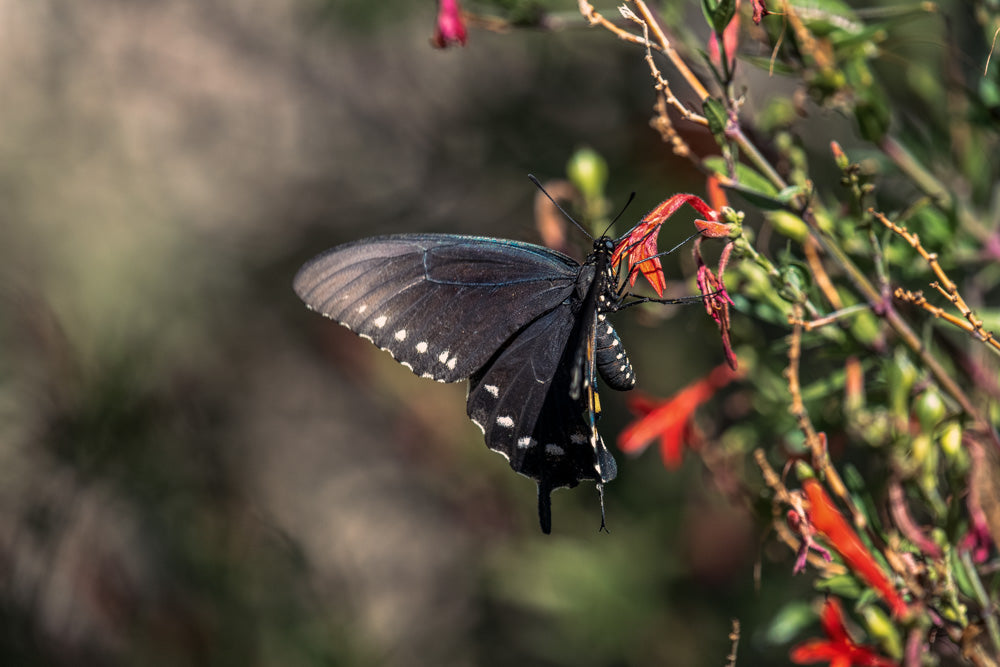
[294,229,668,533]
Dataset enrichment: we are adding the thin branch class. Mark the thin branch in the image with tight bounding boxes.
[725,619,741,667]
[577,0,651,47]
[619,5,707,125]
[786,305,861,525]
[803,304,871,331]
[632,0,711,102]
[876,210,1000,355]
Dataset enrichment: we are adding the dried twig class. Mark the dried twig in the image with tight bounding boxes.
[786,305,861,526]
[619,4,707,125]
[875,210,1000,354]
[725,619,740,667]
[577,0,650,47]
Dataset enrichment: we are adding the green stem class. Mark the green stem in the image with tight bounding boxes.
[878,135,988,240]
[960,550,1000,656]
[731,126,788,193]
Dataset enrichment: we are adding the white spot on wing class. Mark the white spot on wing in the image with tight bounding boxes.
[570,433,588,444]
[357,304,368,314]
[359,333,373,343]
[496,415,515,429]
[620,365,627,372]
[421,372,434,379]
[485,384,499,397]
[606,324,613,334]
[374,315,388,328]
[415,341,428,353]
[438,350,450,364]
[400,361,413,371]
[517,436,534,449]
[447,356,457,370]
[545,444,565,456]
[394,329,407,341]
[470,418,485,434]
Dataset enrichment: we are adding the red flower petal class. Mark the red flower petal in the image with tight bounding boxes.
[612,194,719,297]
[790,599,898,667]
[618,364,738,469]
[803,480,910,618]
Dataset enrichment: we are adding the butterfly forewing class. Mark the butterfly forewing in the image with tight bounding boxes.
[293,234,579,382]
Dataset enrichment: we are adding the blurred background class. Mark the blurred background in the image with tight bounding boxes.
[0,0,971,665]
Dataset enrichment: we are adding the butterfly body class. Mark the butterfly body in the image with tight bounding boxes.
[293,233,635,533]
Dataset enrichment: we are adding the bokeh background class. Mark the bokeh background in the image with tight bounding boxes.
[0,0,971,665]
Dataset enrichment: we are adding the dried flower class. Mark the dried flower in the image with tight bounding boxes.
[750,0,769,23]
[695,239,737,369]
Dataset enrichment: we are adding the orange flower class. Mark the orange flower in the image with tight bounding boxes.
[618,364,738,469]
[802,479,910,618]
[790,598,897,667]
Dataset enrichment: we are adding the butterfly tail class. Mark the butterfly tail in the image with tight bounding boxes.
[537,481,553,534]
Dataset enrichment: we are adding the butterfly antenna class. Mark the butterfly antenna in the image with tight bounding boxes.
[601,191,636,239]
[528,174,592,241]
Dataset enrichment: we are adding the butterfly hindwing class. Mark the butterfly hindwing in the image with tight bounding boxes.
[467,302,617,533]
[293,234,580,382]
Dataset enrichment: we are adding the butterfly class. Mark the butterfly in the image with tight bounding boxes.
[293,220,682,533]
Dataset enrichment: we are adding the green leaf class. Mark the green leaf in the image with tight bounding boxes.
[764,602,816,645]
[700,0,717,30]
[704,157,778,196]
[711,0,736,34]
[814,574,863,598]
[702,97,728,138]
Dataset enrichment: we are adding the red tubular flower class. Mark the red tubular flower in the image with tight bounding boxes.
[790,598,898,667]
[618,364,739,469]
[431,0,467,49]
[802,479,910,618]
[612,193,719,297]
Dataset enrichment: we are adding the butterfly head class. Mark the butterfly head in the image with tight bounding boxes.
[594,236,615,255]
